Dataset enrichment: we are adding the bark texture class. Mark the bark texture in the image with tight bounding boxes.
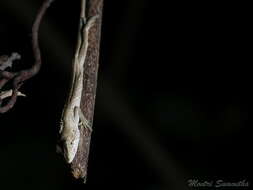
[70,0,103,181]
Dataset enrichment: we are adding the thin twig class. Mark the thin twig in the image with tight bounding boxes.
[0,0,54,113]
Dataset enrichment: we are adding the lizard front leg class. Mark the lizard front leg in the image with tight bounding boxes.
[74,106,92,132]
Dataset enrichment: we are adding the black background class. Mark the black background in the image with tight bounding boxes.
[0,0,251,189]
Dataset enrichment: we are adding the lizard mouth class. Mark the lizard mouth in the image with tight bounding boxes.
[63,145,73,163]
[63,137,79,163]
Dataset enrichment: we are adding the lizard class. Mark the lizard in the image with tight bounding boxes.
[58,6,98,163]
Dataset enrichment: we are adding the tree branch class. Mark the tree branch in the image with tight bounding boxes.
[70,0,103,182]
[0,0,54,113]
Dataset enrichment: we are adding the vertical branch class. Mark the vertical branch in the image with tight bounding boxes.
[70,0,103,181]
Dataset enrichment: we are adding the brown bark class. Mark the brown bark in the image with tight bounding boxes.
[70,0,103,182]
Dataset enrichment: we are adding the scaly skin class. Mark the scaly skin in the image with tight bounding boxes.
[59,15,98,163]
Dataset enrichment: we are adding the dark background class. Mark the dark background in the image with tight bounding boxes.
[0,0,251,189]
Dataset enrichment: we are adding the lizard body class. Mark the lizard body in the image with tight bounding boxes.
[59,14,98,163]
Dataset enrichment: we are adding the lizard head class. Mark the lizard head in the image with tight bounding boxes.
[60,120,80,163]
